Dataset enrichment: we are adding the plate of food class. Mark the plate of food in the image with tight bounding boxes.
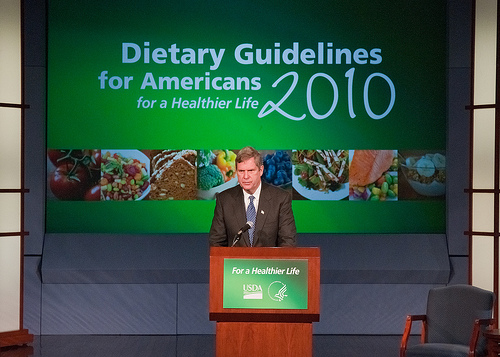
[100,150,150,201]
[291,150,349,200]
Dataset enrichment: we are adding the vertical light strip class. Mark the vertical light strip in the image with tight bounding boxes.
[469,0,499,325]
[0,0,22,335]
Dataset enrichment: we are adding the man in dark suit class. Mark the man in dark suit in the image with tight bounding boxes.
[209,146,297,247]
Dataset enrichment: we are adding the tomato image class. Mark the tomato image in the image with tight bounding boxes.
[47,149,103,201]
[49,162,91,200]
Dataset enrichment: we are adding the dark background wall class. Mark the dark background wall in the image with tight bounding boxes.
[22,0,471,335]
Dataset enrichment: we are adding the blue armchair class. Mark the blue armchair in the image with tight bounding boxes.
[400,284,495,357]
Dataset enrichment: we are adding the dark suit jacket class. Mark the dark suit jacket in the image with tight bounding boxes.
[209,182,297,247]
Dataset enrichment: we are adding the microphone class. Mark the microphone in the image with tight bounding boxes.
[231,221,254,247]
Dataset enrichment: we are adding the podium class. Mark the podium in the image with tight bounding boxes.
[209,247,320,357]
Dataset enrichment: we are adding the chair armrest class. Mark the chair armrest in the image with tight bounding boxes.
[400,315,427,357]
[468,318,494,357]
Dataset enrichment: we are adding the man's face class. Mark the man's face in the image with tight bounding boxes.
[236,157,263,195]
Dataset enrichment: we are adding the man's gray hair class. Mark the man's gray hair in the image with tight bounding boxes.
[235,146,262,167]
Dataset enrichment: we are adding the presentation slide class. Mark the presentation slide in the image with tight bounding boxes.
[46,0,446,233]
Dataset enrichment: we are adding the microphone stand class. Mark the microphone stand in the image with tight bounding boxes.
[231,234,241,247]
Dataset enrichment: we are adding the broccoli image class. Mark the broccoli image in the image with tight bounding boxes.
[198,164,224,190]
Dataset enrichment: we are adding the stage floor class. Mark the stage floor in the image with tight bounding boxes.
[1,334,414,356]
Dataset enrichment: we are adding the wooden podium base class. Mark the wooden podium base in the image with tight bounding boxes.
[0,329,33,348]
[216,322,312,357]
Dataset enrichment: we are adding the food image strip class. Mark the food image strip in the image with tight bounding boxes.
[47,148,440,203]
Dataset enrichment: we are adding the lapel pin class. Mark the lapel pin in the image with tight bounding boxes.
[261,210,264,215]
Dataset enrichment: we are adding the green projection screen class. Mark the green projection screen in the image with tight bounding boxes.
[46,0,446,233]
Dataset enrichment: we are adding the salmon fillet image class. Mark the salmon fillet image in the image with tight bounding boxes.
[349,150,394,186]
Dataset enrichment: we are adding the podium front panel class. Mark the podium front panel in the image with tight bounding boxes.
[209,247,320,323]
[223,258,308,309]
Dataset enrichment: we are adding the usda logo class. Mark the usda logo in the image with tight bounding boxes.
[243,284,263,299]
